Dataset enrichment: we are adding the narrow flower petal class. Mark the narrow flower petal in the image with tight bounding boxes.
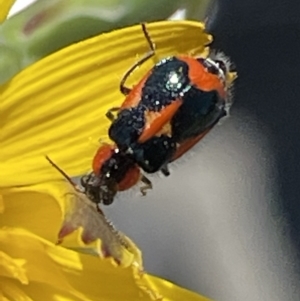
[0,251,28,284]
[0,0,15,22]
[0,279,33,301]
[0,195,4,213]
[145,275,213,301]
[0,228,86,299]
[0,21,211,186]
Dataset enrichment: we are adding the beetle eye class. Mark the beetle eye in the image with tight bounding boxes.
[198,58,219,74]
[207,64,220,75]
[214,60,227,75]
[198,58,226,81]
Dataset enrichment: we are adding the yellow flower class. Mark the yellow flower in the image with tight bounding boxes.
[1,2,215,300]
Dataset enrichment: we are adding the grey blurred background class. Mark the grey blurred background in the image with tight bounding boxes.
[105,0,300,300]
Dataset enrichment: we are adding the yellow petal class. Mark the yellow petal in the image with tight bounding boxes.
[0,21,211,186]
[0,186,61,243]
[0,228,152,301]
[0,228,86,299]
[0,0,15,22]
[1,181,142,268]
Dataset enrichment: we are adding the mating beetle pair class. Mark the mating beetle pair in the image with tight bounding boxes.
[80,23,235,207]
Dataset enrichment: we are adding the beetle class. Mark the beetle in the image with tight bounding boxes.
[46,24,235,207]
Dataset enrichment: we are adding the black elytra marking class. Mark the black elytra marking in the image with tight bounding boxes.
[131,135,176,173]
[171,86,226,142]
[108,106,145,149]
[140,57,191,111]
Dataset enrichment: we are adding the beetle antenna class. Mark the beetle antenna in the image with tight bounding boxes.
[45,155,83,192]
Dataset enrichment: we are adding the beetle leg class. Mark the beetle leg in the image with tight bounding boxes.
[140,174,153,196]
[120,23,156,95]
[106,107,121,121]
[80,173,91,189]
[161,164,170,177]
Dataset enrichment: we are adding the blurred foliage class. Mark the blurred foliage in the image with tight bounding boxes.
[0,0,212,84]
